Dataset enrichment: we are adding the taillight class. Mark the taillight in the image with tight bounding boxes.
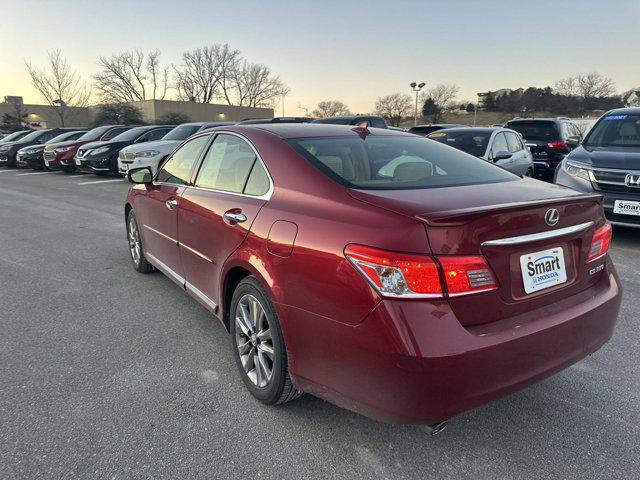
[344,245,498,299]
[547,141,568,152]
[587,223,612,263]
[344,245,442,298]
[438,256,498,296]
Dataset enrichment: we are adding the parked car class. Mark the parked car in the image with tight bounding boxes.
[124,123,620,426]
[239,117,313,125]
[16,130,87,169]
[555,108,640,228]
[0,129,32,144]
[45,125,133,173]
[504,118,583,181]
[408,124,467,136]
[117,122,234,176]
[0,128,80,168]
[427,127,534,176]
[75,125,174,175]
[311,115,388,128]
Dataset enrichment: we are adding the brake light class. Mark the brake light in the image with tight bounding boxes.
[438,256,498,296]
[587,223,612,263]
[547,141,568,152]
[344,245,442,298]
[344,245,498,298]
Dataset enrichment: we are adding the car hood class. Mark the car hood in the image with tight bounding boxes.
[46,139,88,149]
[1,140,37,151]
[348,177,596,225]
[120,140,180,154]
[19,143,45,152]
[80,140,116,150]
[568,145,640,170]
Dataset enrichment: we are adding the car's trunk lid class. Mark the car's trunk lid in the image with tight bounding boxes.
[349,179,605,327]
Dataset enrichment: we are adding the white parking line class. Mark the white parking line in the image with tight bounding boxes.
[16,171,53,176]
[77,179,124,185]
[0,170,17,173]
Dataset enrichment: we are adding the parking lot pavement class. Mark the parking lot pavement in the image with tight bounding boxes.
[0,170,638,480]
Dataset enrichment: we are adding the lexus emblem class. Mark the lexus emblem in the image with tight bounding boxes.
[625,174,640,188]
[545,208,560,226]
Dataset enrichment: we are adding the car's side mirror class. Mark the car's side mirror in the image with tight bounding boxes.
[566,135,581,147]
[128,166,153,184]
[494,151,512,161]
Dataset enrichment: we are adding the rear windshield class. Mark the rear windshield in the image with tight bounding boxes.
[428,130,491,157]
[505,121,559,141]
[584,114,640,148]
[162,124,201,141]
[287,135,515,190]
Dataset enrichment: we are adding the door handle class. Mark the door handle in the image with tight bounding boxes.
[223,211,247,224]
[166,198,179,210]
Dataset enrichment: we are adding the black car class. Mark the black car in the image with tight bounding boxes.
[504,118,583,181]
[0,129,33,145]
[555,108,640,228]
[408,124,467,136]
[16,130,87,170]
[239,117,313,125]
[0,128,81,168]
[311,115,388,128]
[75,125,174,175]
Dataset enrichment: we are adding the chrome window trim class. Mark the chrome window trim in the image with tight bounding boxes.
[481,221,594,246]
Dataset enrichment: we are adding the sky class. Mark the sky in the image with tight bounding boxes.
[1,0,639,115]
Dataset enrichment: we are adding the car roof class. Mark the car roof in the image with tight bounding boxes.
[312,115,384,121]
[433,127,497,134]
[603,107,640,115]
[225,123,405,139]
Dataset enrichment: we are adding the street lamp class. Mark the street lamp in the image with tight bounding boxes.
[410,82,425,126]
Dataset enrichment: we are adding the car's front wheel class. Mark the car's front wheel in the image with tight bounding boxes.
[126,210,153,273]
[230,276,302,405]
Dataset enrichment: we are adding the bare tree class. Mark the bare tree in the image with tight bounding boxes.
[93,49,169,103]
[25,50,91,126]
[232,61,289,108]
[174,44,241,104]
[374,93,412,126]
[420,84,459,122]
[312,100,351,118]
[556,72,616,98]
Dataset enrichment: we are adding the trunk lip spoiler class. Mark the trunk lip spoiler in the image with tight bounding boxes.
[416,193,603,226]
[480,221,594,247]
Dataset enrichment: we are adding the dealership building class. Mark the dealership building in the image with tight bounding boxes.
[0,96,274,129]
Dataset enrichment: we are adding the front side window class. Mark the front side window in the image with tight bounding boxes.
[505,132,523,153]
[156,134,210,185]
[583,114,640,148]
[490,133,509,158]
[195,134,257,193]
[288,135,515,190]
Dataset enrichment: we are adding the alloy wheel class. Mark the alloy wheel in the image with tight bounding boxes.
[234,294,275,388]
[128,216,141,266]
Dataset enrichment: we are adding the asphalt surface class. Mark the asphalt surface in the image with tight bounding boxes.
[0,169,638,480]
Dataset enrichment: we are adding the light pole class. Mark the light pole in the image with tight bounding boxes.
[410,82,425,126]
[53,99,67,127]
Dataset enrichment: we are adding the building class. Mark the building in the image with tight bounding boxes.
[1,96,274,129]
[624,91,640,107]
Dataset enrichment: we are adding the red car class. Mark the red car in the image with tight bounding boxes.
[43,124,131,172]
[124,123,621,427]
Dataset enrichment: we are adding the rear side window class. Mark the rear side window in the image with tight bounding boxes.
[195,134,257,193]
[156,134,210,185]
[288,135,515,190]
[505,121,559,141]
[244,162,271,196]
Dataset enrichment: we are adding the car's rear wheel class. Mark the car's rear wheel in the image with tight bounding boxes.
[126,210,153,273]
[230,276,302,405]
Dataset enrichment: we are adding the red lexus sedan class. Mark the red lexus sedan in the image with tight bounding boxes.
[124,123,621,427]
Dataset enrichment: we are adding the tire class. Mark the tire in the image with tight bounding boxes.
[524,167,534,177]
[126,210,153,273]
[229,276,303,405]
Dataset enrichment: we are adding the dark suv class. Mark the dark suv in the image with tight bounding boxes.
[0,128,82,168]
[556,108,640,228]
[311,115,388,128]
[504,118,583,181]
[408,124,467,136]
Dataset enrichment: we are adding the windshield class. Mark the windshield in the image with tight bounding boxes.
[428,131,491,157]
[78,126,111,141]
[19,130,50,142]
[162,124,201,141]
[584,114,640,148]
[288,135,515,190]
[505,121,559,141]
[110,126,149,142]
[46,131,83,144]
[1,130,30,142]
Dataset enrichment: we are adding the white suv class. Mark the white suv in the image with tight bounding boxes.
[117,122,234,175]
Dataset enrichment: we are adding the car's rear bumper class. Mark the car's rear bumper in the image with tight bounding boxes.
[283,258,621,424]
